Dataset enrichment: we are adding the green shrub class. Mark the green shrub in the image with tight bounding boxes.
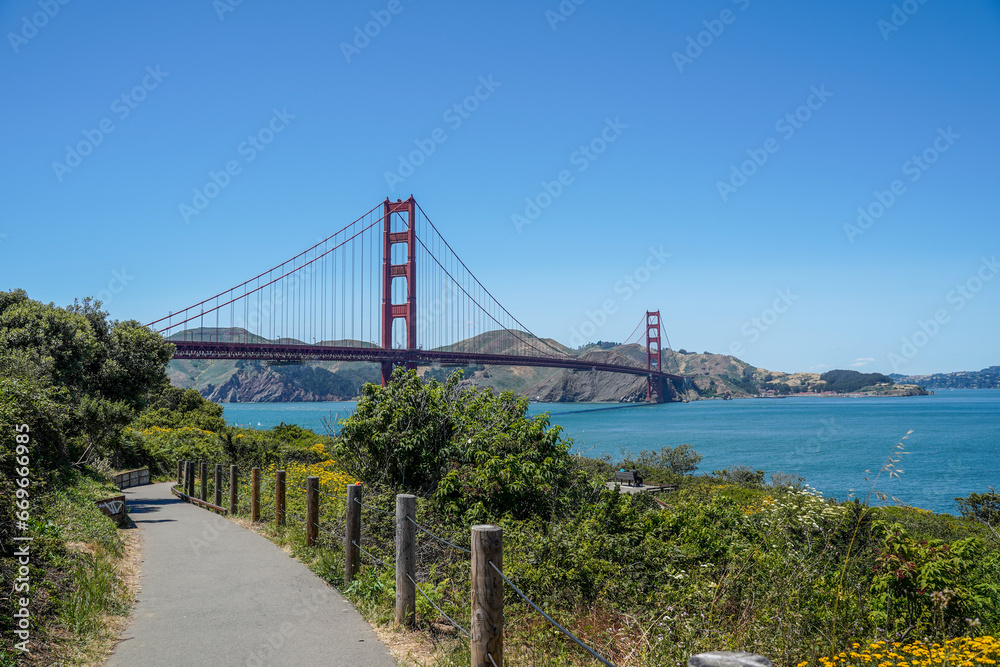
[620,444,702,481]
[712,465,766,486]
[870,523,995,636]
[337,369,584,523]
[956,488,1000,536]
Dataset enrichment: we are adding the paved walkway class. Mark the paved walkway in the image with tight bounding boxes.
[104,482,396,667]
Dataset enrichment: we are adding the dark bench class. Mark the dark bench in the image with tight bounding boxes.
[614,469,643,487]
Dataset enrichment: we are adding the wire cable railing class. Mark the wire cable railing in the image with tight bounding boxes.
[352,539,391,570]
[488,561,618,667]
[315,522,341,539]
[406,572,471,639]
[353,497,394,515]
[408,516,471,555]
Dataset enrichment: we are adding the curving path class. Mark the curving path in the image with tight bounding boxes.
[104,482,396,667]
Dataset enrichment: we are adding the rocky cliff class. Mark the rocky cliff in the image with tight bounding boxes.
[169,358,379,402]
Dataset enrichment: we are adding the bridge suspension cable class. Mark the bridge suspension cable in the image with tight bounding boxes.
[622,316,646,348]
[148,197,684,400]
[412,202,571,359]
[148,204,387,349]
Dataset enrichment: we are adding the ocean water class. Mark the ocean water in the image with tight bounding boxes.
[221,389,1000,515]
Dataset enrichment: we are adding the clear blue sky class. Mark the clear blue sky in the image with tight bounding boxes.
[2,0,998,376]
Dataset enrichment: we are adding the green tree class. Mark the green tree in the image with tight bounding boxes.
[956,488,1000,542]
[820,369,895,393]
[133,386,226,433]
[336,369,581,522]
[0,290,173,468]
[712,465,766,486]
[620,444,702,480]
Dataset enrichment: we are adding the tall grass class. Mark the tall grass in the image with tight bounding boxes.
[0,469,134,666]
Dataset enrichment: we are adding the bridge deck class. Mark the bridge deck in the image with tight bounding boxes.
[169,341,685,382]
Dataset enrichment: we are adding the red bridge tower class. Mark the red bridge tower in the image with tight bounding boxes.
[381,197,417,384]
[646,310,665,403]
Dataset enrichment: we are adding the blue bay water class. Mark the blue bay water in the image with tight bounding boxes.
[222,389,999,515]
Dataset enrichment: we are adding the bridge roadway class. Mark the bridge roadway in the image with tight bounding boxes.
[170,340,685,382]
[104,482,397,667]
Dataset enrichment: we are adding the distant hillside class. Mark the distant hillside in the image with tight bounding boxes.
[891,366,1000,389]
[513,345,698,403]
[165,327,928,403]
[169,358,381,402]
[166,328,568,402]
[166,328,382,401]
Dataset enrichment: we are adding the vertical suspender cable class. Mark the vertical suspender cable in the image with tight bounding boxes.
[351,223,355,344]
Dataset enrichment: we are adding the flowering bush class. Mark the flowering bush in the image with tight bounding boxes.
[805,636,1000,666]
[127,425,224,470]
[757,485,847,536]
[262,445,358,494]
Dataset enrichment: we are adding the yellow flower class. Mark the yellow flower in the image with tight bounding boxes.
[812,638,999,667]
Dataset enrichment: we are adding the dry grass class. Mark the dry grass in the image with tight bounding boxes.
[88,525,144,665]
[29,526,144,667]
[368,624,459,666]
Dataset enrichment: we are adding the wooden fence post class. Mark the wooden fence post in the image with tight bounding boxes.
[251,467,260,522]
[185,461,195,497]
[177,460,183,486]
[214,464,223,507]
[396,494,416,627]
[471,525,503,667]
[344,483,362,586]
[199,460,208,502]
[275,469,286,526]
[306,476,318,547]
[229,465,238,515]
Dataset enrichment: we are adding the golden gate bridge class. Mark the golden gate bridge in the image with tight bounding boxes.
[147,197,684,402]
